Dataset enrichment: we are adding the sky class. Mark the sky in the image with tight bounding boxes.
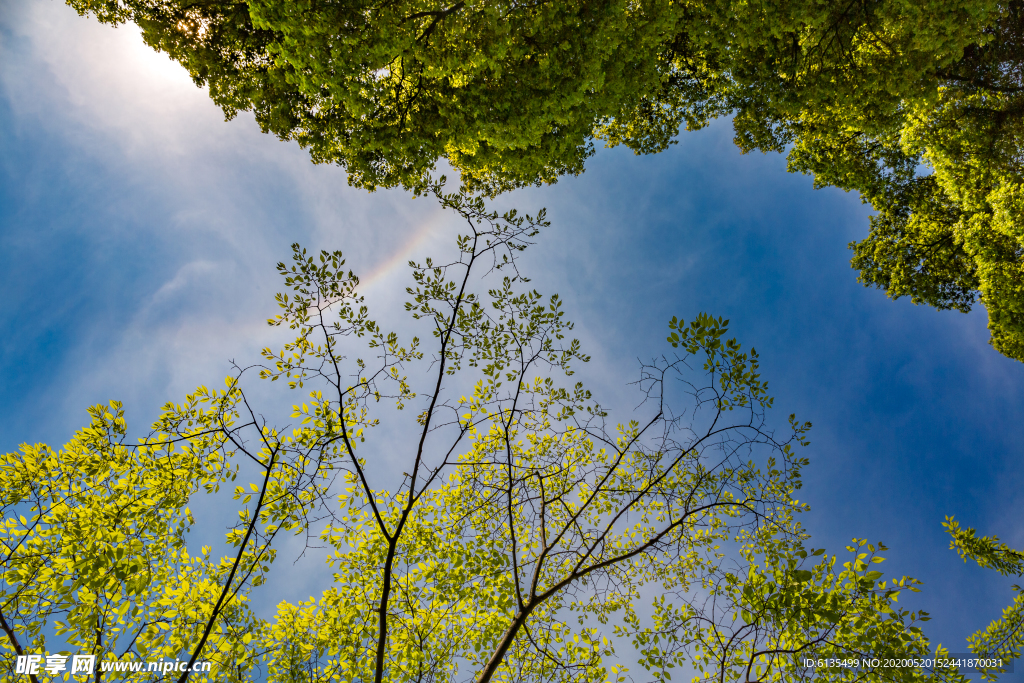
[1,0,1023,677]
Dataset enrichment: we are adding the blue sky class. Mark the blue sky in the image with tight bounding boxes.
[2,0,1023,675]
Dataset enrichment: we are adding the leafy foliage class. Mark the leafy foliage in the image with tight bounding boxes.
[0,399,261,682]
[1,312,367,681]
[944,518,1024,680]
[630,539,946,683]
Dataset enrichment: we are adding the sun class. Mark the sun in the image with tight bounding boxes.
[122,25,195,89]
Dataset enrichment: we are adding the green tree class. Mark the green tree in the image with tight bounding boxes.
[943,518,1024,681]
[779,3,1024,362]
[245,184,830,683]
[0,188,971,682]
[0,399,265,682]
[60,0,996,195]
[64,0,1024,361]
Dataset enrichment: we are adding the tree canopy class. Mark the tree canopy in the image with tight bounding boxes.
[64,0,1024,362]
[3,187,1001,683]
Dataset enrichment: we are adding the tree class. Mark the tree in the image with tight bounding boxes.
[778,1,1024,362]
[2,187,939,682]
[943,518,1024,681]
[63,0,1024,361]
[0,400,263,683]
[60,0,997,195]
